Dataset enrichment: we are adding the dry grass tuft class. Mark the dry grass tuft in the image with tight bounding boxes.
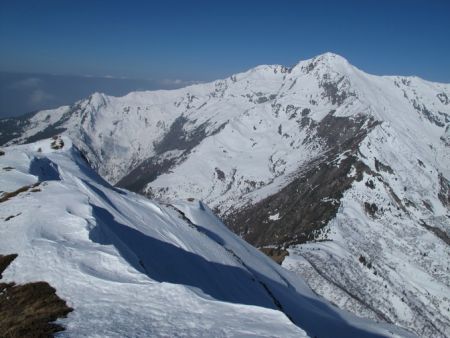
[0,183,41,203]
[0,254,73,337]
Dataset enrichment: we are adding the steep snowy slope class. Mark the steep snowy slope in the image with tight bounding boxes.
[1,52,449,336]
[0,137,414,337]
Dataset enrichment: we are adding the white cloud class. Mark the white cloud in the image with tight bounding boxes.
[29,89,54,104]
[160,78,202,87]
[7,77,53,105]
[9,77,42,89]
[80,74,132,80]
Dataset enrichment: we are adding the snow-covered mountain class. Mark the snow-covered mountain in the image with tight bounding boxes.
[0,137,414,337]
[1,52,449,337]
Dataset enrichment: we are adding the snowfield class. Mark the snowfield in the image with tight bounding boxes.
[1,52,449,337]
[0,137,414,337]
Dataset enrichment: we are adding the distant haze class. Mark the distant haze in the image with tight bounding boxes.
[0,72,195,118]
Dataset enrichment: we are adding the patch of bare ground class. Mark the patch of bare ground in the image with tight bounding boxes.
[226,113,379,248]
[0,254,73,337]
[0,183,41,203]
[259,247,289,264]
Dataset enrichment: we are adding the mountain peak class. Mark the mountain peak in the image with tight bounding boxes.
[314,52,349,63]
[310,52,350,68]
[237,53,351,80]
[290,52,352,76]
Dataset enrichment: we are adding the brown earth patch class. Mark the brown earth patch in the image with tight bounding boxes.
[225,113,378,248]
[0,183,41,203]
[259,247,289,265]
[0,254,73,337]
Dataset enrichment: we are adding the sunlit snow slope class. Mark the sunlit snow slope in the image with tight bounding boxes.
[1,52,449,337]
[0,137,415,337]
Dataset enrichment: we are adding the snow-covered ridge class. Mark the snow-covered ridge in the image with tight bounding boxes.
[2,52,448,190]
[0,52,449,337]
[0,137,414,337]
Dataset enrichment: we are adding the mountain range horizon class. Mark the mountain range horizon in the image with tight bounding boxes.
[2,51,450,120]
[1,49,449,337]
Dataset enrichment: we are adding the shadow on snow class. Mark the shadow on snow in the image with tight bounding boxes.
[88,205,392,338]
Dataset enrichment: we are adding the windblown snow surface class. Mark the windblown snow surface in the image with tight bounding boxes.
[0,137,414,337]
[1,52,449,337]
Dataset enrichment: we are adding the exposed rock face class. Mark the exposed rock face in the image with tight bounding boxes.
[438,173,450,208]
[1,52,449,337]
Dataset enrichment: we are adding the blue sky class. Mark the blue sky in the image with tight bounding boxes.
[0,0,449,117]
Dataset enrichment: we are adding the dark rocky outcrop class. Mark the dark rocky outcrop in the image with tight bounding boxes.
[319,77,355,106]
[374,158,394,174]
[364,202,378,218]
[437,93,449,105]
[419,221,450,246]
[438,173,450,208]
[0,112,35,146]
